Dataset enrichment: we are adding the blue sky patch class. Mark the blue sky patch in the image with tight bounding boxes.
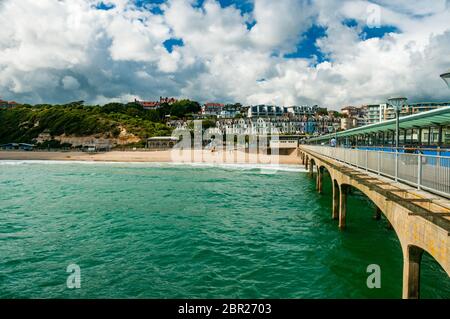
[246,20,256,31]
[341,18,400,40]
[216,0,253,14]
[132,0,253,16]
[284,25,328,65]
[150,6,164,15]
[343,18,358,28]
[96,2,115,10]
[191,0,253,15]
[163,38,184,53]
[135,0,165,5]
[360,25,400,40]
[134,0,165,13]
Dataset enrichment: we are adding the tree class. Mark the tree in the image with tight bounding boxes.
[202,119,216,130]
[170,100,201,118]
[102,103,126,114]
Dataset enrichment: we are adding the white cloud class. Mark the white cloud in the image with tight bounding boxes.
[62,76,81,90]
[106,9,170,62]
[92,93,141,105]
[0,0,449,109]
[250,0,314,52]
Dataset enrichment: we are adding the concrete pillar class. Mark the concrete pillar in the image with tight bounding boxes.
[316,167,323,194]
[305,157,309,170]
[373,206,381,220]
[402,245,424,299]
[309,161,314,178]
[339,185,348,230]
[332,180,339,220]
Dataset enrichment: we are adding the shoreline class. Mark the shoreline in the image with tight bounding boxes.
[0,150,301,165]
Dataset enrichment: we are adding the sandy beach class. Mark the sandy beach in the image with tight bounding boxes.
[0,149,301,165]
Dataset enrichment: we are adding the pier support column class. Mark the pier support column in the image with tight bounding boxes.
[316,167,323,194]
[305,157,309,170]
[373,207,381,220]
[332,180,339,220]
[402,245,424,299]
[309,161,314,178]
[339,185,348,230]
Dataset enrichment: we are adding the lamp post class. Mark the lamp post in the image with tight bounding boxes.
[438,70,450,154]
[388,97,407,150]
[388,97,407,182]
[333,122,339,146]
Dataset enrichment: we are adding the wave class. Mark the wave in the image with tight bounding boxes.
[167,162,306,172]
[0,160,306,172]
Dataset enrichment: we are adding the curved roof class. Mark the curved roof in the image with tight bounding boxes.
[308,106,450,142]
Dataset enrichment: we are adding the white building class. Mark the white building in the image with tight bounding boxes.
[285,105,319,117]
[366,102,450,124]
[247,105,285,118]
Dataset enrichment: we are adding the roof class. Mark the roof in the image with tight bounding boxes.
[1,143,19,146]
[204,103,224,107]
[408,101,450,106]
[0,143,33,147]
[141,101,160,107]
[308,106,450,142]
[0,100,17,104]
[160,97,177,103]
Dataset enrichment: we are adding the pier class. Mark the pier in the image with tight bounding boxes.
[299,145,450,299]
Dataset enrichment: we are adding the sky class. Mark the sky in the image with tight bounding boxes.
[0,0,450,109]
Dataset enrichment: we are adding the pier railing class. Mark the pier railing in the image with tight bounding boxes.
[302,145,450,198]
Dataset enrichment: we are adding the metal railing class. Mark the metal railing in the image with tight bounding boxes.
[302,145,450,199]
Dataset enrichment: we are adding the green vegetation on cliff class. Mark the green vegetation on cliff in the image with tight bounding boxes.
[0,101,199,145]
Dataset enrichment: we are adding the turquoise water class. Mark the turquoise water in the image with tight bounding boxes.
[0,161,448,299]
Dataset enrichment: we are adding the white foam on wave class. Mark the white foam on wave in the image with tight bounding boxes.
[0,160,306,173]
[0,160,117,165]
[167,161,306,172]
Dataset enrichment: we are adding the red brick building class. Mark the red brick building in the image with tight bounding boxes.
[0,99,17,109]
[202,102,225,116]
[135,97,178,110]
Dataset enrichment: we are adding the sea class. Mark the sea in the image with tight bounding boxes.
[0,161,448,298]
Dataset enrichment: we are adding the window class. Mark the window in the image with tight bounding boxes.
[444,126,450,147]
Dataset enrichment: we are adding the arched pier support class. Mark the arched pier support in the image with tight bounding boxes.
[339,185,349,230]
[332,180,339,220]
[316,167,323,194]
[402,245,424,299]
[309,159,314,178]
